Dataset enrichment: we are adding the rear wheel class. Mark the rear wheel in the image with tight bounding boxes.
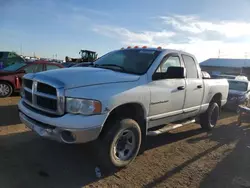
[200,102,219,130]
[0,82,13,98]
[99,118,141,169]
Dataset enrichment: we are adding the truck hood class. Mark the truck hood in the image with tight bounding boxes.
[35,67,140,89]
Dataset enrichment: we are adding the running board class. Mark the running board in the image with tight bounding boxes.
[147,119,196,136]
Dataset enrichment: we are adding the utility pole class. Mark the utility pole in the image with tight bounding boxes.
[242,52,248,75]
[218,49,220,58]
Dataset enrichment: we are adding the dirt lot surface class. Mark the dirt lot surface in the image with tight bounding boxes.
[1,96,250,188]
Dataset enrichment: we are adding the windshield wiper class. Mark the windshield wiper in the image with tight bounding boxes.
[96,64,126,71]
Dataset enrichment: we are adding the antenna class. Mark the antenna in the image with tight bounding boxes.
[218,49,220,58]
[20,43,23,55]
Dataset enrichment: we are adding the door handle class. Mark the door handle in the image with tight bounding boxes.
[197,85,203,89]
[177,86,185,90]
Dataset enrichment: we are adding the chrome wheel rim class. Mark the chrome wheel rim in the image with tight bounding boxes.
[114,129,136,161]
[0,84,10,96]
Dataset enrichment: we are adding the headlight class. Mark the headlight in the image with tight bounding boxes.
[66,98,102,115]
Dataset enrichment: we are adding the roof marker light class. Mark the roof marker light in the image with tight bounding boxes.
[121,47,124,50]
[134,46,139,48]
[142,46,147,48]
[127,46,131,49]
[157,46,162,49]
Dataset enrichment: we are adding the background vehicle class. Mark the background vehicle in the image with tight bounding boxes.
[71,62,93,67]
[0,60,64,97]
[19,47,229,169]
[0,51,25,69]
[224,79,250,112]
[201,71,211,79]
[65,50,98,64]
[62,62,77,68]
[211,74,248,81]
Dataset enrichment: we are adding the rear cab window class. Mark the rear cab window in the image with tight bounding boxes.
[182,54,199,78]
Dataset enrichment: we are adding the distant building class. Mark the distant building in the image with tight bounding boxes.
[200,58,250,79]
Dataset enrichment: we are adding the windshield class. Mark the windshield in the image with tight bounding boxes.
[2,62,27,71]
[94,49,161,75]
[228,81,248,92]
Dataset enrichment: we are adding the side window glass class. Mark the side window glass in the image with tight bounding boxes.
[34,64,43,72]
[156,56,181,73]
[46,64,60,71]
[182,55,198,78]
[24,64,38,73]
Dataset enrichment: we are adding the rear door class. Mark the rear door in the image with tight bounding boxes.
[182,54,204,118]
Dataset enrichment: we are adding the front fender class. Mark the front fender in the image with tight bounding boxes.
[65,81,150,116]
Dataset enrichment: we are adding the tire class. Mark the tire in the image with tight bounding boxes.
[200,102,219,131]
[99,118,141,169]
[0,82,13,98]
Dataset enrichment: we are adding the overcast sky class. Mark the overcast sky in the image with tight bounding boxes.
[1,0,250,62]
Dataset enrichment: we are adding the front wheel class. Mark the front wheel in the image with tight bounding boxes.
[99,118,141,169]
[200,102,219,130]
[0,82,13,98]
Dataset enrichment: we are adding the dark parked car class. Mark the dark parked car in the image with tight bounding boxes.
[0,60,64,97]
[224,79,250,112]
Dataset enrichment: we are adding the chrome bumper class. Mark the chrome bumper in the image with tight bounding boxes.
[18,99,107,144]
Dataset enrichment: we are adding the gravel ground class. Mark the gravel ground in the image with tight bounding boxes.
[1,96,250,188]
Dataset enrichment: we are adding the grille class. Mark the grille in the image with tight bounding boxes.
[24,90,32,103]
[23,79,32,89]
[22,78,64,115]
[37,82,57,95]
[37,96,57,111]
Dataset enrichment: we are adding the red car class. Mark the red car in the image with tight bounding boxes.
[0,60,64,97]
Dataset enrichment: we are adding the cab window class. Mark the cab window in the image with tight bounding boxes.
[156,56,181,73]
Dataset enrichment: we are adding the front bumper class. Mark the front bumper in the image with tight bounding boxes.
[18,99,107,143]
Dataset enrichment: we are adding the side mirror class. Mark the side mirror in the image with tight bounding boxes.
[152,67,185,81]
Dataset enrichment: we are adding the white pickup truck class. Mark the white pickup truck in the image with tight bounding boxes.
[18,47,229,168]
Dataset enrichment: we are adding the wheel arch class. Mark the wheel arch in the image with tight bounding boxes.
[99,102,147,138]
[0,80,14,91]
[210,93,222,108]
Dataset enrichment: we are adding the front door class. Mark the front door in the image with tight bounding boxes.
[148,54,186,128]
